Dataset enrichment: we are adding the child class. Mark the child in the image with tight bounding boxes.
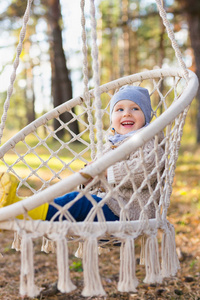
[0,86,164,221]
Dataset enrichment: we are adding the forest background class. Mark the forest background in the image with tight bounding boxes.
[0,0,200,143]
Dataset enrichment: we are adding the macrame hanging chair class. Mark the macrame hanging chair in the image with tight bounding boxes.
[0,0,199,298]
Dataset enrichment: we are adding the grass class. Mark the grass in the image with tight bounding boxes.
[173,143,200,204]
[0,153,82,171]
[0,134,91,175]
[0,135,92,195]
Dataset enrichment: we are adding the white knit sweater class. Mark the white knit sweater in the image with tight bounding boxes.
[96,131,165,220]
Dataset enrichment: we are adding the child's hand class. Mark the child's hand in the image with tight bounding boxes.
[79,162,93,186]
[79,161,107,188]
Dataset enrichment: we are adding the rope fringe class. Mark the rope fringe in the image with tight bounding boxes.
[143,235,162,284]
[82,237,106,297]
[12,231,21,251]
[75,242,83,258]
[56,237,76,293]
[162,224,180,277]
[118,237,138,292]
[20,234,40,298]
[41,236,56,253]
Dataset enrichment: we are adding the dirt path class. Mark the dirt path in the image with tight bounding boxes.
[0,216,199,300]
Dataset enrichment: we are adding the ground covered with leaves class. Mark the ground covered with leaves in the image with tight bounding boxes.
[0,145,200,300]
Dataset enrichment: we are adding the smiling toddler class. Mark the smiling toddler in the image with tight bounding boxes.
[0,86,164,221]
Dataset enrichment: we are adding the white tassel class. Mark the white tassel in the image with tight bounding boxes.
[75,242,110,258]
[56,238,76,293]
[82,237,106,297]
[162,225,180,277]
[118,237,138,292]
[20,234,40,298]
[143,235,162,284]
[11,231,21,252]
[75,242,83,258]
[41,236,55,253]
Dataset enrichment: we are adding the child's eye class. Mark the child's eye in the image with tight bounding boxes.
[117,108,123,111]
[132,107,139,111]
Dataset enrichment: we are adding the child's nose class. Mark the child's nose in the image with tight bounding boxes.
[123,109,131,116]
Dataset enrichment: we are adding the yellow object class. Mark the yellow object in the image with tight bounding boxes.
[0,172,49,220]
[0,172,21,207]
[27,203,49,220]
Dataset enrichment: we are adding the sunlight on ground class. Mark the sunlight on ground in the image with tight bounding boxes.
[169,116,200,232]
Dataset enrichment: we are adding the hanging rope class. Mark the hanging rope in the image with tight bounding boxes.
[89,0,104,157]
[0,0,33,145]
[80,0,96,160]
[155,0,189,80]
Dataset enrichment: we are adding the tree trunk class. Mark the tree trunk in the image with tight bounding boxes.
[121,0,130,76]
[47,0,79,139]
[23,38,36,125]
[176,0,200,143]
[187,14,200,142]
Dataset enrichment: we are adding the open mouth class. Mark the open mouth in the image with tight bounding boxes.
[121,121,134,126]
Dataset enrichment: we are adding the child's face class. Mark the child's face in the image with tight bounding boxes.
[111,100,145,135]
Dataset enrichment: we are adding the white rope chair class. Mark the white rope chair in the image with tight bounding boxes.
[0,0,199,298]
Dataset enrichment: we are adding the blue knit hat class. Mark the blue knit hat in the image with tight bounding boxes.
[110,85,152,124]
